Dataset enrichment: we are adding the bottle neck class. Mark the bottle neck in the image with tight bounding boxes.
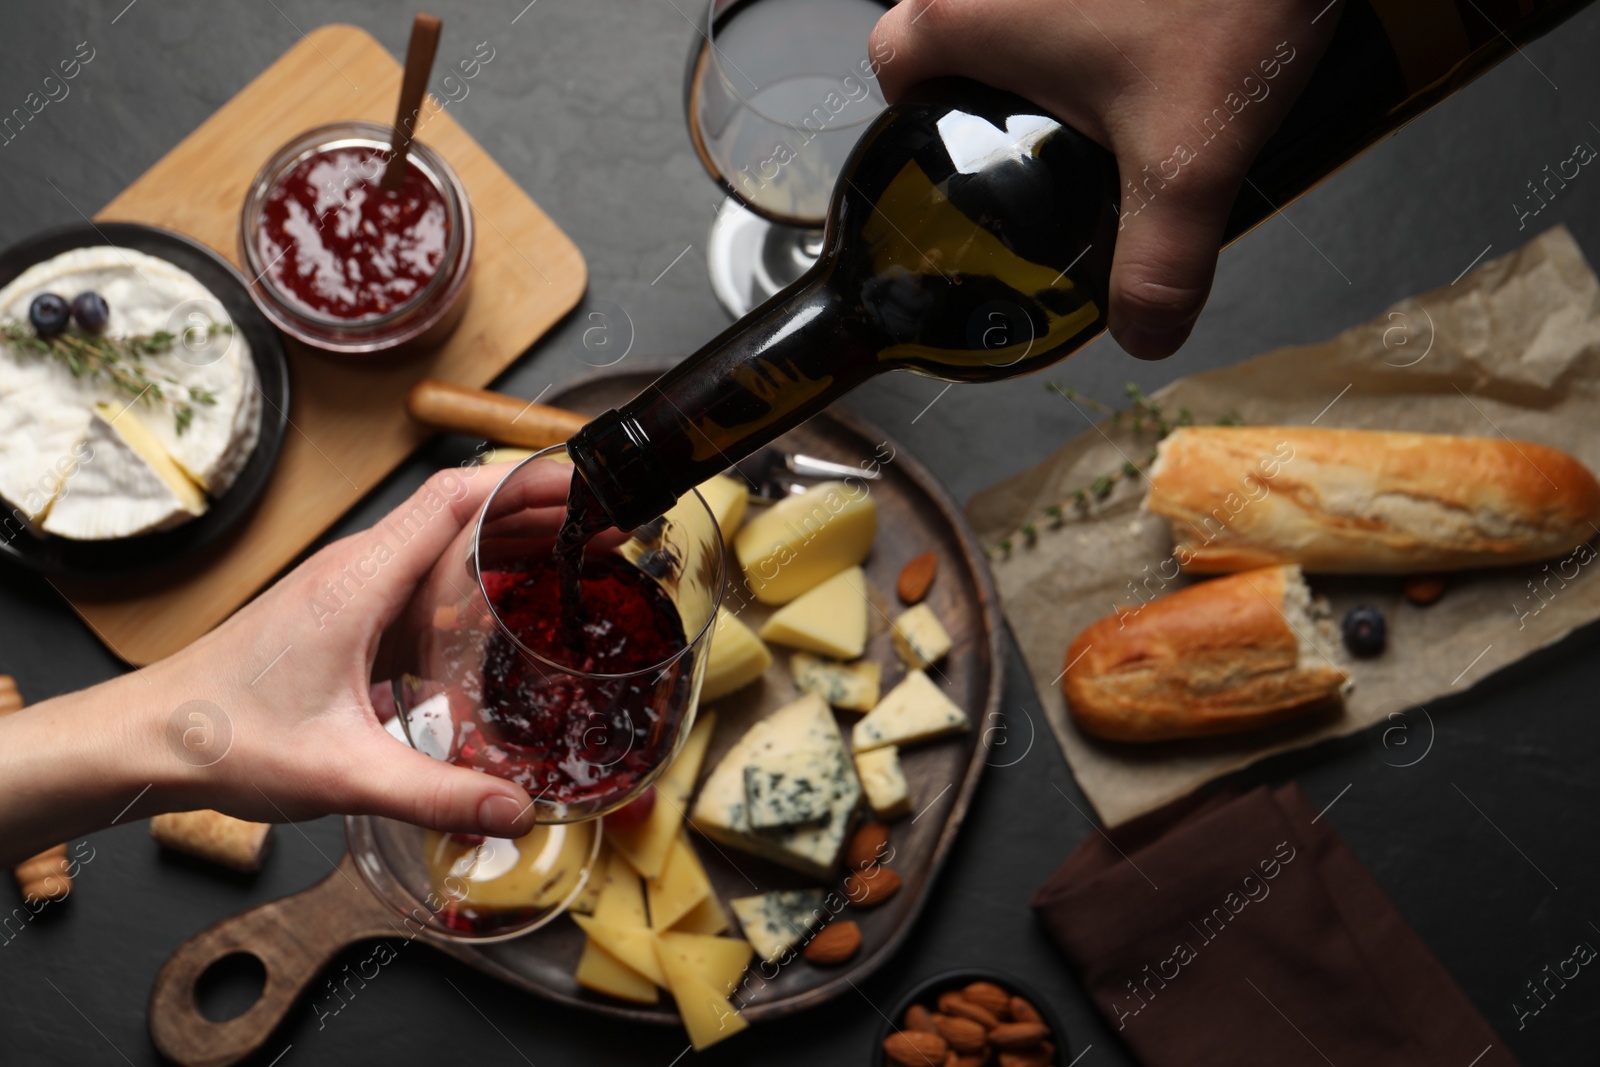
[568,270,870,530]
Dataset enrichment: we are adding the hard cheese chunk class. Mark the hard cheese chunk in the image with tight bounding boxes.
[696,473,748,547]
[701,608,772,702]
[655,931,754,998]
[743,749,836,829]
[791,652,881,711]
[759,566,868,660]
[607,712,717,880]
[853,669,968,752]
[647,833,713,931]
[855,746,912,819]
[575,939,658,1004]
[690,694,861,878]
[735,480,876,604]
[891,603,952,669]
[658,943,749,1050]
[730,889,828,964]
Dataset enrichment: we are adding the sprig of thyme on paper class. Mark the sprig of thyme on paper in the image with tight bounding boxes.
[0,321,226,435]
[989,381,1242,559]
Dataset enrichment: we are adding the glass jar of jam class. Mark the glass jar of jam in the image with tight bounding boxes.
[239,121,473,356]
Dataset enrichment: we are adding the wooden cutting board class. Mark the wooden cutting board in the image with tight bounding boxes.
[52,24,585,666]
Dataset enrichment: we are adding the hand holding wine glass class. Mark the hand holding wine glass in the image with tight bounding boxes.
[870,0,1340,359]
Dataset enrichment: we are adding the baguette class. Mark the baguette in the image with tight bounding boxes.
[1144,426,1600,574]
[1062,565,1346,742]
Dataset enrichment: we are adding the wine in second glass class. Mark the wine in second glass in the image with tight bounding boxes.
[686,0,889,314]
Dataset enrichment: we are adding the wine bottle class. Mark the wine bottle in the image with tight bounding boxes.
[570,0,1593,531]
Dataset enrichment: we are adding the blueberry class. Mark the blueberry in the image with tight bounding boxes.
[1342,605,1387,657]
[28,293,70,336]
[71,291,109,332]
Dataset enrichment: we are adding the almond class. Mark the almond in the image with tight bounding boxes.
[932,1013,988,1054]
[1007,995,1041,1024]
[943,1054,959,1067]
[997,1051,1051,1067]
[1403,574,1447,606]
[847,821,891,871]
[883,1030,948,1067]
[905,1004,938,1032]
[898,551,938,604]
[846,864,901,907]
[962,981,1011,1019]
[988,1022,1049,1051]
[938,991,1000,1029]
[955,1053,993,1067]
[803,921,861,965]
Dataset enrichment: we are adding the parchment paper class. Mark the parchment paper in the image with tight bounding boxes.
[966,225,1600,826]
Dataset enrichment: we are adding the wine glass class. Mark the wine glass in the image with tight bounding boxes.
[352,449,724,939]
[685,0,891,317]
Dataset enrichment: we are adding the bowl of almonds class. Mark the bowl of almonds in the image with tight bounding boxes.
[874,969,1066,1067]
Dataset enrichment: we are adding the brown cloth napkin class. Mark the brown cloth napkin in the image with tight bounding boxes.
[1032,784,1518,1067]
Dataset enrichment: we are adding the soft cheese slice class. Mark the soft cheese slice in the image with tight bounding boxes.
[744,748,837,829]
[42,405,206,539]
[655,931,754,998]
[891,603,952,669]
[608,711,717,881]
[690,694,861,878]
[853,669,969,752]
[735,480,876,604]
[855,746,912,819]
[658,944,749,1050]
[729,889,828,964]
[791,652,881,711]
[701,609,771,702]
[696,473,748,547]
[575,938,658,1004]
[647,833,713,931]
[759,566,868,659]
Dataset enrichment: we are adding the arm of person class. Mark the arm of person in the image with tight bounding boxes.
[871,0,1341,359]
[0,461,587,868]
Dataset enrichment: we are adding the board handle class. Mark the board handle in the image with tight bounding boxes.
[148,853,401,1067]
[407,379,589,448]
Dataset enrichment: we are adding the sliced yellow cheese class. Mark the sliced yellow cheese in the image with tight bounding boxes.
[593,849,648,928]
[853,669,969,752]
[655,931,754,998]
[696,473,748,546]
[607,711,717,881]
[658,945,750,1050]
[791,651,881,711]
[759,566,868,659]
[568,841,612,916]
[98,403,207,512]
[891,603,952,669]
[701,608,772,702]
[572,914,668,987]
[671,894,731,936]
[422,821,594,914]
[647,833,713,931]
[734,481,876,604]
[575,937,658,1004]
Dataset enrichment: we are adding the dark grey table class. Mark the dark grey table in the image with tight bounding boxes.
[2,2,1598,1064]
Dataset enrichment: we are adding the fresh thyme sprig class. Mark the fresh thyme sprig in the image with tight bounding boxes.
[988,381,1242,559]
[0,321,228,435]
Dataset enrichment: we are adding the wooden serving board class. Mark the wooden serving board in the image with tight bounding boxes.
[147,370,1005,1064]
[54,24,585,666]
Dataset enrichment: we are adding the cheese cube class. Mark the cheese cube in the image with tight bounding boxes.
[855,746,912,819]
[657,946,749,1050]
[655,931,754,998]
[608,712,717,880]
[743,749,836,829]
[690,694,861,878]
[791,652,881,711]
[735,481,876,604]
[759,566,868,660]
[647,834,713,931]
[891,603,952,669]
[696,474,748,546]
[853,670,968,752]
[730,889,829,964]
[702,609,771,702]
[575,938,658,1004]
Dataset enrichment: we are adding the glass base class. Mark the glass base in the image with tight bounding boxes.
[705,197,823,318]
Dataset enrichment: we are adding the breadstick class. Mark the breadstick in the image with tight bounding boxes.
[0,675,73,900]
[150,810,273,873]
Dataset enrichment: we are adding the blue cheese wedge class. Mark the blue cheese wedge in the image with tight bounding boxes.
[690,693,861,878]
[853,669,968,752]
[790,652,881,711]
[891,603,952,669]
[729,889,828,964]
[743,749,835,829]
[854,746,911,819]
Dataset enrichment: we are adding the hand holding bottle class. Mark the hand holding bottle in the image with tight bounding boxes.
[871,0,1340,359]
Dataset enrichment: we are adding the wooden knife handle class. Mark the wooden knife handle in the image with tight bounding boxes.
[148,853,404,1067]
[407,379,588,449]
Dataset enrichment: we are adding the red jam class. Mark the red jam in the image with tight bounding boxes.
[256,147,449,321]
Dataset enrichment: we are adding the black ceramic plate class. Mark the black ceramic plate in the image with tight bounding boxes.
[870,969,1072,1066]
[0,222,289,579]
